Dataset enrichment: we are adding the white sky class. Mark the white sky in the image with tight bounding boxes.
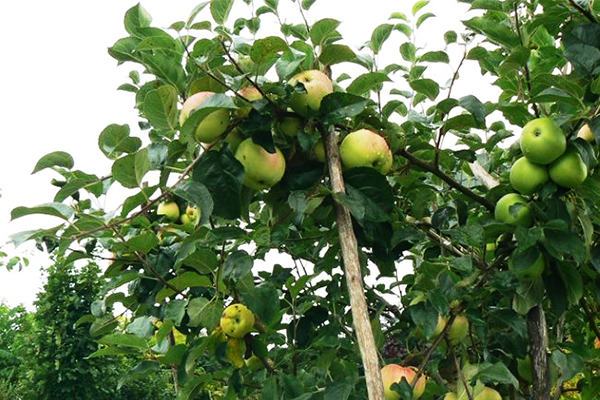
[0,0,484,309]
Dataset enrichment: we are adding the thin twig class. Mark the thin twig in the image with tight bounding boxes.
[513,2,540,118]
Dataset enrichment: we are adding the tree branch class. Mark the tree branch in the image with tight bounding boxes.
[527,305,550,400]
[568,0,598,23]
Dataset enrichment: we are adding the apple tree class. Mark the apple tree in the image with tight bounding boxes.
[9,0,600,399]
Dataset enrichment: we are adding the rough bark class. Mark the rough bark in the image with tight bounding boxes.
[527,305,550,400]
[324,129,385,400]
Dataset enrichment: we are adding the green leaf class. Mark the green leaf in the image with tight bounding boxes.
[463,16,520,48]
[250,36,288,65]
[98,333,148,349]
[346,72,391,96]
[473,362,519,388]
[117,361,159,390]
[301,0,316,10]
[187,297,223,330]
[126,231,159,253]
[543,227,585,264]
[400,42,416,62]
[127,316,155,339]
[319,44,359,66]
[143,85,179,132]
[187,2,210,28]
[180,248,219,274]
[557,261,583,306]
[156,272,212,303]
[371,24,394,54]
[416,12,435,28]
[471,0,504,11]
[419,50,449,63]
[173,180,214,225]
[410,79,439,101]
[412,0,430,15]
[32,151,74,174]
[310,18,341,46]
[124,4,152,36]
[11,203,73,221]
[192,148,244,220]
[112,148,151,189]
[98,124,141,160]
[210,0,234,25]
[243,282,280,326]
[319,92,375,123]
[223,250,253,284]
[459,95,487,127]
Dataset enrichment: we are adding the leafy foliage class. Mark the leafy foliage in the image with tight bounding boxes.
[9,0,600,399]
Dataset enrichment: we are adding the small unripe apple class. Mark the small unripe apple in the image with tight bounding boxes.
[157,201,180,222]
[180,91,231,143]
[180,205,201,226]
[312,139,326,163]
[220,303,255,339]
[277,113,304,136]
[443,393,458,400]
[509,157,549,195]
[339,129,393,174]
[548,149,588,188]
[520,117,566,165]
[235,138,286,190]
[380,364,426,400]
[494,193,533,228]
[288,69,333,117]
[448,315,469,346]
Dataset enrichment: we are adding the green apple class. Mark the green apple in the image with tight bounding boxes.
[548,149,588,188]
[312,139,326,163]
[288,69,333,117]
[235,138,286,190]
[431,314,446,339]
[577,123,594,143]
[339,129,393,174]
[509,157,549,195]
[277,113,304,136]
[224,128,245,153]
[474,387,502,400]
[511,253,545,281]
[157,201,180,222]
[443,393,458,400]
[448,315,469,346]
[180,91,231,143]
[219,303,255,339]
[517,355,532,382]
[380,364,426,400]
[520,117,566,165]
[245,354,265,371]
[236,86,263,118]
[180,205,201,226]
[494,193,533,228]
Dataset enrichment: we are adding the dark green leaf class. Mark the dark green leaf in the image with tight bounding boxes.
[410,79,439,100]
[319,44,359,66]
[187,297,223,330]
[11,203,73,221]
[419,50,449,63]
[400,42,416,62]
[310,18,341,46]
[319,92,375,123]
[346,72,391,95]
[98,124,141,160]
[124,4,152,36]
[112,148,151,189]
[250,36,288,64]
[371,24,394,54]
[173,180,214,224]
[32,151,74,174]
[143,85,179,131]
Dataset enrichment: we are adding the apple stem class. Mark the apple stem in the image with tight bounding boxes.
[321,125,385,400]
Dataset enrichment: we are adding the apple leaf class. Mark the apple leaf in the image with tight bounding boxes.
[179,248,219,275]
[250,36,288,65]
[346,72,391,96]
[111,148,151,189]
[32,151,74,174]
[11,202,74,221]
[557,261,583,306]
[98,124,142,160]
[309,18,341,47]
[121,185,158,217]
[473,362,519,388]
[187,297,223,330]
[410,78,440,101]
[370,24,394,55]
[210,0,234,25]
[98,333,148,349]
[463,16,520,48]
[192,147,244,220]
[117,361,160,390]
[127,316,155,339]
[319,44,360,67]
[319,92,375,123]
[419,50,449,63]
[223,250,253,285]
[143,85,179,132]
[156,272,212,303]
[124,3,152,36]
[242,282,280,327]
[126,232,159,254]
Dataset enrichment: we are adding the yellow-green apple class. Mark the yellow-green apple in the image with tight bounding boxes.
[448,315,469,346]
[225,128,245,153]
[236,86,263,118]
[520,117,566,165]
[180,91,230,143]
[219,303,255,339]
[380,364,426,400]
[277,113,304,136]
[494,193,533,227]
[474,387,502,400]
[157,201,180,222]
[312,139,326,163]
[548,149,588,188]
[509,157,549,195]
[430,314,446,339]
[235,138,286,190]
[339,129,393,174]
[245,355,265,371]
[511,253,545,281]
[180,205,201,226]
[288,69,333,117]
[577,123,594,143]
[443,393,458,400]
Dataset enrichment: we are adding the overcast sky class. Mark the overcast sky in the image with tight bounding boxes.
[0,0,481,308]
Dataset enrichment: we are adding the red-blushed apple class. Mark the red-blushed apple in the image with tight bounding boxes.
[474,387,502,400]
[339,129,393,174]
[220,303,255,339]
[235,138,286,190]
[380,364,426,400]
[520,117,566,165]
[494,193,533,228]
[577,123,594,143]
[180,91,230,143]
[288,69,333,117]
[509,157,549,195]
[548,149,588,188]
[157,201,180,222]
[236,86,263,118]
[448,315,469,346]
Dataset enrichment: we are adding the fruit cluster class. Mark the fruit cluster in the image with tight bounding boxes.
[495,118,589,228]
[178,69,393,193]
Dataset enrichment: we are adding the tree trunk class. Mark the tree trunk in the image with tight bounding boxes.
[527,305,550,400]
[324,128,385,400]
